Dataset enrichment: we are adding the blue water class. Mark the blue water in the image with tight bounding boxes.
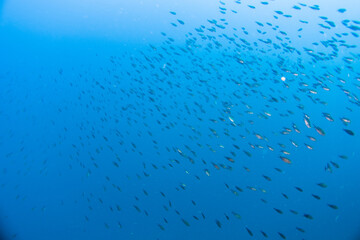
[1,0,360,239]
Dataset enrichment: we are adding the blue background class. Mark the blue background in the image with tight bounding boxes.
[0,0,360,239]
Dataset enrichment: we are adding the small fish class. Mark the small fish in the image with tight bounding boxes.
[182,219,190,227]
[330,161,340,168]
[325,163,333,173]
[225,156,235,163]
[278,232,286,239]
[312,194,321,200]
[177,19,185,25]
[272,208,283,214]
[304,115,311,128]
[304,143,313,150]
[260,231,268,238]
[290,209,298,215]
[323,113,334,122]
[215,219,222,228]
[314,126,325,136]
[317,183,328,188]
[231,211,241,219]
[340,118,351,125]
[343,129,355,136]
[296,227,305,233]
[263,175,272,181]
[328,204,339,210]
[245,227,253,236]
[280,156,291,164]
[158,224,165,230]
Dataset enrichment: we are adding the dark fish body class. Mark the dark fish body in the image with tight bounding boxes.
[344,129,355,136]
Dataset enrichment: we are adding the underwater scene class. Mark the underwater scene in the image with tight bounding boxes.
[0,0,360,239]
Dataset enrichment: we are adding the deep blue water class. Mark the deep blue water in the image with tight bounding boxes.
[1,0,360,239]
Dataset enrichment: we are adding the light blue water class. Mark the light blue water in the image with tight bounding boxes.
[1,0,360,239]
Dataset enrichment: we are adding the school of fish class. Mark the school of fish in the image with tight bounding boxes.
[1,0,360,239]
